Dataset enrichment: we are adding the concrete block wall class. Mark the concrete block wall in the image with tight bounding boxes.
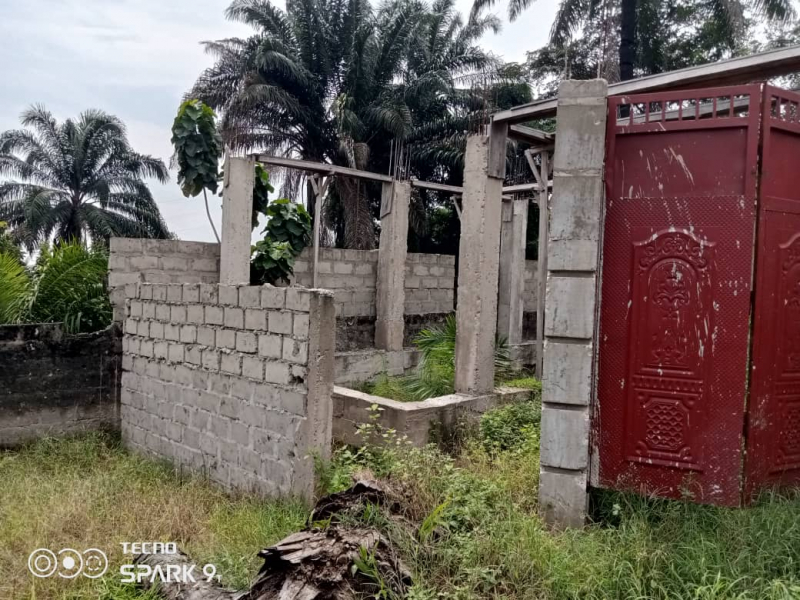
[119,282,335,500]
[0,324,121,447]
[293,248,456,318]
[293,248,378,317]
[109,238,220,322]
[404,253,456,315]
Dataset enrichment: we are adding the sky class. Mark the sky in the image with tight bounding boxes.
[0,0,558,243]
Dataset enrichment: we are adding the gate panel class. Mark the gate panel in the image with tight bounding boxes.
[745,86,800,498]
[597,85,761,506]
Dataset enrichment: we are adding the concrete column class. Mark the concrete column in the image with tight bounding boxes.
[497,198,528,346]
[455,135,504,394]
[220,155,254,285]
[538,80,607,528]
[375,181,410,351]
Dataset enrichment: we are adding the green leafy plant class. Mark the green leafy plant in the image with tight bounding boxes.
[252,164,273,229]
[479,399,541,452]
[251,195,312,285]
[404,315,512,400]
[0,241,111,333]
[171,99,224,242]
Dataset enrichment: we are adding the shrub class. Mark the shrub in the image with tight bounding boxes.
[0,242,111,333]
[479,399,541,452]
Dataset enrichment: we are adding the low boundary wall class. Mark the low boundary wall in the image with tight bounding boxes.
[120,283,334,500]
[0,324,121,447]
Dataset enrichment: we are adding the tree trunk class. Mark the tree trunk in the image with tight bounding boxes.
[619,0,637,81]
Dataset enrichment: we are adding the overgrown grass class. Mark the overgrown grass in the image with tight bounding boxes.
[5,407,800,600]
[0,433,307,600]
[324,397,800,600]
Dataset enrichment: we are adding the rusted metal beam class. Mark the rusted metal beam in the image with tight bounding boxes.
[492,44,800,124]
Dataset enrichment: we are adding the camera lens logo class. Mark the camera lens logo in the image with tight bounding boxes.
[28,548,108,579]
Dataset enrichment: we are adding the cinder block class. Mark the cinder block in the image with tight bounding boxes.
[142,302,156,319]
[185,345,202,365]
[539,468,587,529]
[544,276,596,339]
[164,323,180,342]
[224,307,244,329]
[286,288,311,312]
[540,406,589,470]
[149,321,165,339]
[187,304,204,324]
[268,311,293,334]
[170,305,187,324]
[199,283,218,304]
[205,305,224,326]
[261,286,286,309]
[168,343,185,364]
[197,326,216,347]
[219,285,239,306]
[258,334,282,358]
[293,314,309,340]
[220,353,242,375]
[216,328,236,349]
[244,309,268,331]
[264,361,291,385]
[156,304,171,321]
[242,355,264,380]
[136,320,149,337]
[282,338,308,364]
[239,286,261,308]
[167,284,183,303]
[180,325,197,343]
[236,331,257,353]
[151,284,168,301]
[543,341,593,406]
[154,341,169,359]
[202,348,221,371]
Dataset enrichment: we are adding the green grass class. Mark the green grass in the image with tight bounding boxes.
[0,433,307,600]
[4,410,799,600]
[324,398,800,600]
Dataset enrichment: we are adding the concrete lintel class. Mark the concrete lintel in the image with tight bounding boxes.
[375,181,410,351]
[220,156,255,285]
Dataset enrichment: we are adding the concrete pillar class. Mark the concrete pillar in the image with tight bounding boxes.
[538,80,608,528]
[375,181,410,351]
[220,155,254,285]
[497,198,528,345]
[455,135,504,394]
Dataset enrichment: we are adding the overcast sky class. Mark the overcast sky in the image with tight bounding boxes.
[0,0,558,242]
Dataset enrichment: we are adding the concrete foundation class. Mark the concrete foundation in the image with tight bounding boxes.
[375,181,410,350]
[538,79,608,528]
[333,385,532,448]
[455,135,504,394]
[220,156,254,285]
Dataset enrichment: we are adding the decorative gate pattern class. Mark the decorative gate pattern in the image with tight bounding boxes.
[597,85,761,506]
[745,86,800,497]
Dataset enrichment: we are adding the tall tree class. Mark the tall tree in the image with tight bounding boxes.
[0,106,171,250]
[190,0,513,249]
[479,0,795,84]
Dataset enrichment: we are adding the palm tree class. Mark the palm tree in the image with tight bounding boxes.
[0,106,171,250]
[477,0,795,82]
[190,0,507,249]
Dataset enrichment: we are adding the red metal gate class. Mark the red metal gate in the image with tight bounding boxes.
[597,85,761,506]
[745,86,800,498]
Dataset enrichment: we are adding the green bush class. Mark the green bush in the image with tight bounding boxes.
[479,399,541,452]
[0,242,111,333]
